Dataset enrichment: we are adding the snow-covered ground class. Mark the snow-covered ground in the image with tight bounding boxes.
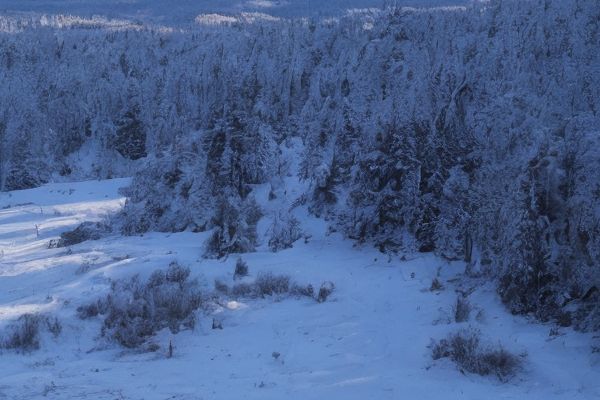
[1,178,599,399]
[0,0,468,23]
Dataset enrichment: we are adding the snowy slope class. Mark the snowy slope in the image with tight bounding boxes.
[1,179,599,399]
[0,0,468,23]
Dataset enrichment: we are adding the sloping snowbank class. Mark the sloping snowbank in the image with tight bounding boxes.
[0,178,599,399]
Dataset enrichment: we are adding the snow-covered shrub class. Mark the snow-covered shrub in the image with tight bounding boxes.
[165,261,191,287]
[45,317,62,338]
[255,272,290,297]
[77,299,107,320]
[78,262,201,348]
[1,314,42,351]
[267,212,303,252]
[230,282,256,298]
[317,281,335,303]
[290,283,315,298]
[430,278,444,292]
[453,295,471,323]
[0,314,62,352]
[233,258,249,280]
[431,329,477,362]
[214,279,229,294]
[431,328,523,382]
[57,221,111,247]
[217,272,326,302]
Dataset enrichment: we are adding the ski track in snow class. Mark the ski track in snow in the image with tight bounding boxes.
[0,178,599,399]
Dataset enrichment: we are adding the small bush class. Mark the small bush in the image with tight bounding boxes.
[454,295,471,323]
[290,283,315,298]
[78,262,202,348]
[317,281,335,303]
[75,262,92,275]
[146,342,161,352]
[1,313,62,352]
[430,278,444,291]
[2,314,42,351]
[255,272,290,296]
[446,328,480,365]
[231,282,256,298]
[46,317,62,338]
[431,338,451,360]
[475,309,486,323]
[431,328,523,382]
[216,271,333,304]
[77,299,108,319]
[58,221,110,247]
[234,258,249,280]
[477,347,523,379]
[214,279,229,294]
[165,261,191,286]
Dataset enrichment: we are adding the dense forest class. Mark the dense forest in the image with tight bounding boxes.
[1,0,599,331]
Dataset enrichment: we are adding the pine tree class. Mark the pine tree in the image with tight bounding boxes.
[114,105,147,160]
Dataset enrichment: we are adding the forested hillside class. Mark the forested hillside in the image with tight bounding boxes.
[1,0,599,330]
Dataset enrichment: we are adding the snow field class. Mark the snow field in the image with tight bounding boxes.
[0,179,599,399]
